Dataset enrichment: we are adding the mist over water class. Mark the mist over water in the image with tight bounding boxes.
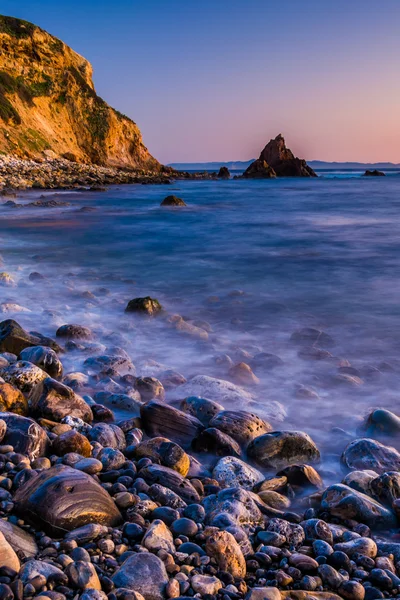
[2,174,400,482]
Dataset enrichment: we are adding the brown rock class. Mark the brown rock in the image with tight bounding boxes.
[0,382,28,415]
[31,378,93,423]
[205,530,246,577]
[53,430,92,457]
[140,399,204,448]
[134,437,190,476]
[0,319,61,355]
[209,410,272,447]
[0,531,20,572]
[0,412,48,459]
[229,362,260,386]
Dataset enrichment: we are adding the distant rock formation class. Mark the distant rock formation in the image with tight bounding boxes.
[363,169,385,177]
[243,134,317,178]
[217,166,230,179]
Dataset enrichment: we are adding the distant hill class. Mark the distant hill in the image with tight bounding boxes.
[169,160,400,171]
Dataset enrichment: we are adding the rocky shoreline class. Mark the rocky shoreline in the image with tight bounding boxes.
[0,156,213,191]
[0,292,399,600]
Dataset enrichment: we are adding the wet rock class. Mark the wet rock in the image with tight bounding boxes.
[112,553,169,600]
[251,352,284,371]
[19,560,66,585]
[0,272,15,287]
[180,396,224,426]
[301,519,333,544]
[370,471,400,506]
[140,399,204,448]
[0,319,61,354]
[140,464,201,504]
[66,561,101,590]
[205,530,246,577]
[0,360,47,399]
[229,362,260,385]
[0,531,20,572]
[53,430,92,457]
[203,487,264,527]
[191,574,222,595]
[135,377,165,401]
[84,354,136,376]
[242,159,277,179]
[97,447,126,471]
[298,347,333,360]
[0,519,38,558]
[158,369,186,389]
[143,519,175,553]
[257,489,291,510]
[192,427,241,457]
[363,408,400,436]
[342,438,400,473]
[134,437,190,476]
[342,470,378,495]
[161,195,186,206]
[363,169,385,177]
[19,346,63,379]
[63,372,90,390]
[168,314,209,340]
[212,456,263,490]
[14,465,122,534]
[99,391,142,413]
[334,537,377,557]
[176,375,255,405]
[320,483,396,528]
[290,327,334,347]
[248,431,320,469]
[88,423,126,450]
[31,378,93,423]
[0,382,28,415]
[277,464,324,492]
[245,589,281,600]
[0,413,48,459]
[210,410,272,447]
[56,324,94,340]
[267,518,305,547]
[125,297,163,316]
[289,553,319,571]
[148,483,187,509]
[338,581,365,600]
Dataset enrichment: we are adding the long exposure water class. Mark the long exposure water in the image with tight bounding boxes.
[1,172,400,482]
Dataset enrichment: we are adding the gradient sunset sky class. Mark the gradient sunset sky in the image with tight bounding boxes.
[3,0,399,164]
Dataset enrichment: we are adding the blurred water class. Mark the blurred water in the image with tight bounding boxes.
[1,174,400,478]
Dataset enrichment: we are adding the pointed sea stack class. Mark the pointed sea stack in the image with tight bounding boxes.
[243,134,317,178]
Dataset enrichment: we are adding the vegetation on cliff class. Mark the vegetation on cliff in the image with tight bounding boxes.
[0,15,160,170]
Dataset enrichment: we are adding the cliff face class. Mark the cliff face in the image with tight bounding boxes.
[0,16,160,170]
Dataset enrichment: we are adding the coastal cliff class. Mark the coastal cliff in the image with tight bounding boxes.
[0,15,160,170]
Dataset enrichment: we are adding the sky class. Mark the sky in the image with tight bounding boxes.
[1,0,400,164]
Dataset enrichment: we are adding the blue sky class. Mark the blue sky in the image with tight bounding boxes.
[2,0,400,163]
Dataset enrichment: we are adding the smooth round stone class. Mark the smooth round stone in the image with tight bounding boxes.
[178,542,206,556]
[183,504,205,522]
[122,523,144,541]
[74,458,103,474]
[171,518,198,537]
[151,507,180,526]
[256,531,286,546]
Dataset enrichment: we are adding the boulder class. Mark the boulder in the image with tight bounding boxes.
[212,456,263,490]
[205,530,246,577]
[112,553,168,600]
[229,362,260,385]
[244,134,317,178]
[180,396,224,426]
[341,438,400,473]
[277,464,324,492]
[56,324,94,340]
[19,346,63,379]
[66,561,101,590]
[135,377,165,401]
[192,427,241,457]
[140,464,201,504]
[31,378,93,423]
[0,531,20,572]
[52,430,92,457]
[125,297,163,316]
[14,465,122,534]
[0,382,28,415]
[0,519,38,558]
[242,159,277,179]
[0,319,61,354]
[140,399,204,448]
[363,408,400,436]
[134,437,190,476]
[88,423,126,450]
[248,431,320,468]
[19,559,67,585]
[320,483,396,529]
[370,471,400,506]
[210,410,272,447]
[203,487,264,527]
[143,519,175,553]
[0,360,47,399]
[267,517,305,547]
[84,354,135,376]
[161,195,186,206]
[0,413,48,459]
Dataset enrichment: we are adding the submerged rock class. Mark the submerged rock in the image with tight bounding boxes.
[363,408,400,436]
[161,195,186,206]
[56,324,94,340]
[290,327,334,347]
[14,465,122,534]
[320,483,396,528]
[125,296,163,316]
[363,169,385,177]
[248,431,320,469]
[135,376,165,401]
[176,375,255,405]
[341,438,400,473]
